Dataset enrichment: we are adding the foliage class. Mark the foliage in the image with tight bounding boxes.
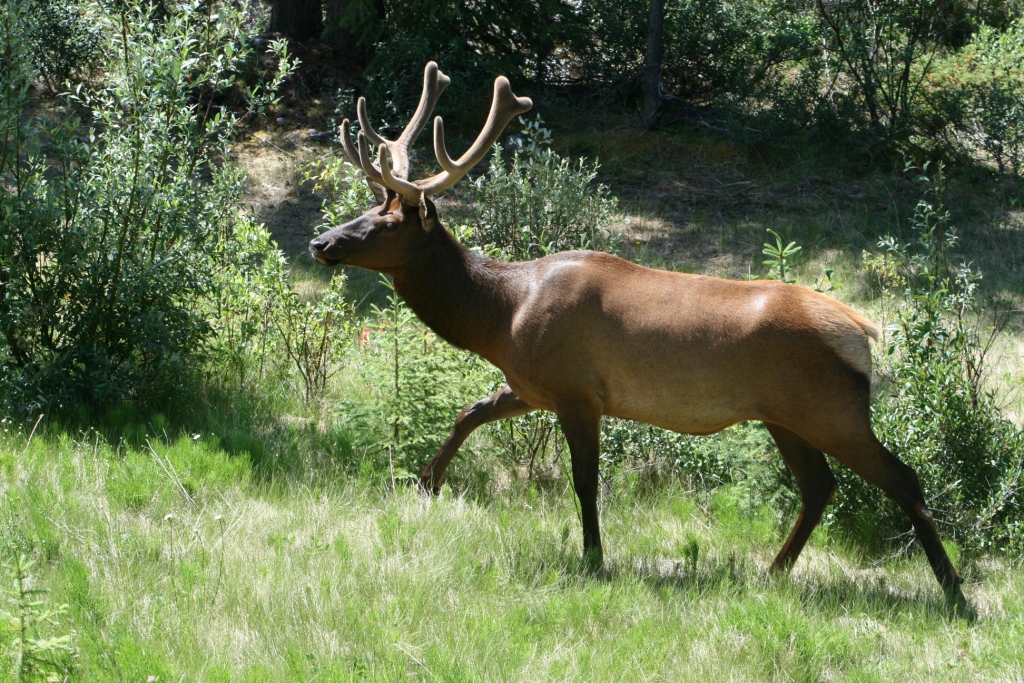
[207,217,354,410]
[22,0,100,90]
[815,0,942,140]
[246,37,298,120]
[340,277,498,478]
[932,20,1024,174]
[206,216,289,393]
[339,0,592,121]
[600,418,796,511]
[836,163,1024,555]
[280,0,1024,158]
[0,552,74,682]
[663,0,818,105]
[0,0,297,413]
[344,0,819,123]
[464,117,619,261]
[301,154,378,226]
[488,411,563,482]
[761,229,803,284]
[760,229,838,292]
[559,0,649,86]
[275,274,353,406]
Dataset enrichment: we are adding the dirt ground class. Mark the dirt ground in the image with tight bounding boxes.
[233,127,331,263]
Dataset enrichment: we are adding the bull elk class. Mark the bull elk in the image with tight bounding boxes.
[309,62,965,599]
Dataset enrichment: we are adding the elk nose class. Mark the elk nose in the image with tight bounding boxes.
[310,236,330,253]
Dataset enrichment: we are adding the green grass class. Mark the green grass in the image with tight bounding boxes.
[2,426,1022,682]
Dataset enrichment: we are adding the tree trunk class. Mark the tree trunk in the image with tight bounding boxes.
[269,0,324,45]
[642,0,665,129]
[323,0,355,54]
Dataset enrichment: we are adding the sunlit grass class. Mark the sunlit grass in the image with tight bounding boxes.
[2,427,1021,682]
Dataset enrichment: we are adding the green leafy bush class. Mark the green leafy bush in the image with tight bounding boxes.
[23,0,100,90]
[835,164,1024,555]
[815,0,942,141]
[664,0,818,105]
[464,117,619,261]
[206,216,290,393]
[340,278,498,478]
[932,20,1024,174]
[302,155,378,228]
[275,274,353,406]
[0,0,296,413]
[343,0,592,118]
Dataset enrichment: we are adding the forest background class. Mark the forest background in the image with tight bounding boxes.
[2,0,1024,679]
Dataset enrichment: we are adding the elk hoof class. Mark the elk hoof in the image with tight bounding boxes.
[417,476,441,497]
[582,548,604,573]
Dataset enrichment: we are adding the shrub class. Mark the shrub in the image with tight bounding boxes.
[339,278,499,478]
[0,0,296,413]
[836,163,1024,556]
[663,0,818,106]
[275,273,353,406]
[935,20,1024,174]
[206,216,291,393]
[814,0,942,141]
[463,116,619,261]
[302,154,378,227]
[23,0,100,90]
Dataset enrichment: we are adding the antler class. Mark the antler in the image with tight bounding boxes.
[415,75,533,196]
[339,61,451,192]
[339,62,532,205]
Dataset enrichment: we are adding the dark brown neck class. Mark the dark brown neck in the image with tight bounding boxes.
[390,226,517,361]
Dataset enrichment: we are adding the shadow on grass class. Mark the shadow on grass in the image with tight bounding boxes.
[557,121,1024,300]
[554,548,978,622]
[49,384,365,487]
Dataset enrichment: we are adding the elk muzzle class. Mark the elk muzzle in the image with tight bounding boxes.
[309,232,352,266]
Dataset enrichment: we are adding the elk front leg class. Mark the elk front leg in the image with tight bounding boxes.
[764,423,837,572]
[557,403,604,568]
[419,386,533,494]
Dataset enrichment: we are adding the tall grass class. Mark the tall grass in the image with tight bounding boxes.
[1,426,1021,681]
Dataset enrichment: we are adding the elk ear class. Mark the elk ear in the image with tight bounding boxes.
[366,178,388,204]
[419,196,438,232]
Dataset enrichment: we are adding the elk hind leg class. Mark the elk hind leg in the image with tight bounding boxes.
[765,423,837,572]
[419,386,533,493]
[825,433,964,595]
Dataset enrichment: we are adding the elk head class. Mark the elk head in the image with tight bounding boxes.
[309,62,533,271]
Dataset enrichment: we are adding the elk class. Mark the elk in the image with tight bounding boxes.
[309,62,965,599]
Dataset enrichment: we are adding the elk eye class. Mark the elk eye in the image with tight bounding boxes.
[383,222,398,231]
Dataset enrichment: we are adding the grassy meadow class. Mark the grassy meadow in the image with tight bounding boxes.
[4,119,1024,680]
[3,421,1023,682]
[3,121,1024,680]
[8,0,1024,678]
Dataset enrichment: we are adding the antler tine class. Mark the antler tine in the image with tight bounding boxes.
[338,119,362,168]
[341,119,388,190]
[351,62,449,184]
[418,76,532,196]
[356,98,388,148]
[355,131,385,186]
[392,62,450,169]
[379,146,423,205]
